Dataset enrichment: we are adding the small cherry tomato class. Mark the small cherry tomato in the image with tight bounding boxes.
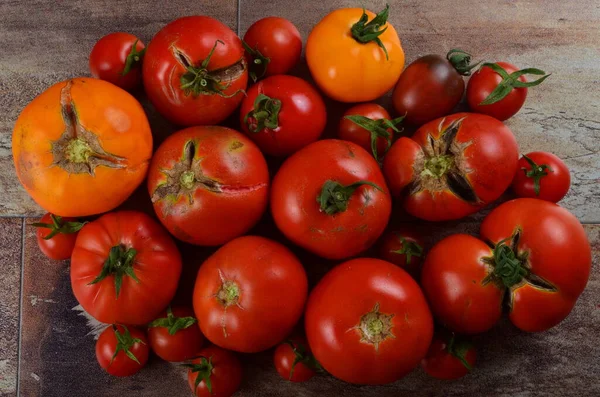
[186,346,242,397]
[274,338,321,382]
[89,32,145,91]
[467,62,550,121]
[512,152,570,203]
[243,17,302,81]
[148,306,204,363]
[421,332,476,380]
[96,325,149,377]
[32,213,85,260]
[378,227,425,277]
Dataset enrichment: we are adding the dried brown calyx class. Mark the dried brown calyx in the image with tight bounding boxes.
[351,302,395,352]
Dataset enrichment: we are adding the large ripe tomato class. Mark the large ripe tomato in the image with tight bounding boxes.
[305,258,433,384]
[186,346,242,397]
[32,213,85,260]
[378,226,425,277]
[147,126,269,246]
[512,152,570,203]
[393,50,477,125]
[243,17,302,81]
[148,306,204,363]
[96,325,149,377]
[271,140,392,259]
[383,113,519,221]
[89,32,145,91]
[421,199,591,334]
[467,62,550,121]
[274,337,321,382]
[193,236,308,353]
[143,16,247,126]
[421,332,476,380]
[240,75,326,157]
[12,78,152,217]
[70,211,181,325]
[306,5,405,102]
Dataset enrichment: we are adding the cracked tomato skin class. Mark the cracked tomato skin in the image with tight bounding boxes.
[271,139,392,260]
[143,16,247,126]
[305,258,433,384]
[193,236,308,353]
[147,126,269,246]
[12,78,152,217]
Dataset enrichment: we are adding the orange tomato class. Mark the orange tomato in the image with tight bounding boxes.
[12,78,152,217]
[306,5,405,102]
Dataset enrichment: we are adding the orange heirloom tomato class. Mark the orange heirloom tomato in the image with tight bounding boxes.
[306,5,405,102]
[12,78,152,217]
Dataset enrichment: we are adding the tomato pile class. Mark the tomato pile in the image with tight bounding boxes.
[12,5,590,395]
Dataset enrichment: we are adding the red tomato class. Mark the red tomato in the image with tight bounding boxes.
[147,126,269,246]
[305,258,433,384]
[338,103,404,161]
[148,306,204,363]
[271,140,392,259]
[32,213,84,260]
[378,227,425,277]
[383,113,519,221]
[70,211,181,325]
[143,16,247,126]
[467,62,550,121]
[89,32,145,91]
[274,337,320,382]
[186,346,242,397]
[421,333,476,380]
[240,75,326,157]
[512,152,570,203]
[193,236,308,353]
[96,325,149,377]
[243,17,302,81]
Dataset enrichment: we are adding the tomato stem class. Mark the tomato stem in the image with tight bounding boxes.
[446,49,480,76]
[490,231,529,288]
[88,245,139,298]
[65,138,93,163]
[31,215,86,240]
[478,63,550,106]
[284,340,324,380]
[242,40,270,82]
[183,356,214,394]
[121,40,146,76]
[521,154,553,196]
[110,325,145,366]
[244,93,282,133]
[216,280,240,307]
[180,170,196,190]
[354,302,394,352]
[421,155,454,179]
[344,114,404,161]
[350,4,391,60]
[445,333,473,371]
[317,180,383,215]
[148,306,197,336]
[391,235,423,265]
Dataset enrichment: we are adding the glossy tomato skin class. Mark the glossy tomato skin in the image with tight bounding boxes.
[378,226,425,277]
[512,152,570,203]
[147,306,204,363]
[393,54,465,125]
[274,337,317,382]
[382,137,422,197]
[193,236,308,353]
[338,103,394,156]
[143,16,247,126]
[35,213,79,260]
[306,8,405,102]
[70,211,181,325]
[467,62,526,121]
[89,32,145,91]
[271,140,392,259]
[421,335,476,380]
[243,17,302,76]
[305,258,433,384]
[148,126,269,246]
[240,75,326,156]
[96,325,149,377]
[187,346,242,397]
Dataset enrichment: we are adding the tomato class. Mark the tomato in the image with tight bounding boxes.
[467,62,550,121]
[240,75,326,157]
[243,17,302,81]
[421,333,476,380]
[338,103,404,161]
[12,78,152,217]
[32,213,85,260]
[89,32,145,91]
[393,49,478,125]
[147,126,269,246]
[70,211,181,325]
[306,5,405,102]
[143,16,247,126]
[378,227,425,277]
[193,236,308,353]
[421,199,591,334]
[274,337,321,382]
[271,140,392,259]
[148,306,204,363]
[186,346,242,397]
[383,113,519,221]
[512,152,570,203]
[305,258,433,384]
[96,325,149,377]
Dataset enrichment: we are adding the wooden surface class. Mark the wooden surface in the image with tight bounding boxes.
[0,0,599,396]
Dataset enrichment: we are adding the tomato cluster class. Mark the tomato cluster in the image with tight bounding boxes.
[12,4,589,394]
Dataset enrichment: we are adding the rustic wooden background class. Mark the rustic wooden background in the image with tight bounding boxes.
[0,0,598,396]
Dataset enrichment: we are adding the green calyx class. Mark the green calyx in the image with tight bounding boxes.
[446,49,480,76]
[521,154,553,196]
[217,280,240,307]
[148,306,197,336]
[391,235,423,265]
[65,138,93,163]
[421,155,454,179]
[88,245,139,298]
[183,356,214,394]
[490,232,529,288]
[479,63,551,105]
[242,41,270,82]
[31,214,85,240]
[110,325,145,365]
[351,4,391,60]
[344,114,404,161]
[446,333,473,371]
[121,40,146,76]
[284,340,324,380]
[244,93,282,133]
[317,180,383,215]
